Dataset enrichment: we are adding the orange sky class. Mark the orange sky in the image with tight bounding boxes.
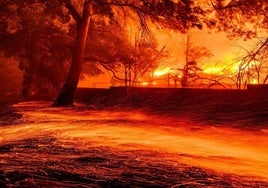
[153,28,247,69]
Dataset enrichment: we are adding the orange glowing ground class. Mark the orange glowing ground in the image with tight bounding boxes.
[0,101,268,187]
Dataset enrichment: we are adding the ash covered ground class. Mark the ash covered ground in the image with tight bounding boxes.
[0,100,268,187]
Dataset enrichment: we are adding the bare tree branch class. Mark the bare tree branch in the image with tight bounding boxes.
[210,0,246,10]
[62,0,82,23]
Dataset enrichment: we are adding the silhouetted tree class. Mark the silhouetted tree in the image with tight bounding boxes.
[83,22,164,96]
[212,0,268,89]
[236,38,268,89]
[212,0,267,39]
[53,0,216,105]
[168,29,212,88]
[1,0,216,105]
[0,52,23,98]
[0,1,72,97]
[180,29,212,87]
[53,1,94,106]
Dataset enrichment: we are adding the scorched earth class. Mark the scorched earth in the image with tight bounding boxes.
[0,101,268,187]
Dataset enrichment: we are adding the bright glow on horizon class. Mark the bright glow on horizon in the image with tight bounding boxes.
[203,67,223,75]
[153,67,171,77]
[141,82,148,86]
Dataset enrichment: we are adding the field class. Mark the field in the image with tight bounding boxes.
[0,87,268,187]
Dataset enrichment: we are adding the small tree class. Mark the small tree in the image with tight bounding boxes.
[180,61,203,88]
[174,29,212,88]
[213,0,268,89]
[236,38,268,89]
[114,37,164,89]
[84,23,164,95]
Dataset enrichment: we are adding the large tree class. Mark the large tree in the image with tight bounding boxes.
[53,0,94,106]
[1,0,215,106]
[0,1,72,97]
[0,53,23,98]
[54,0,216,106]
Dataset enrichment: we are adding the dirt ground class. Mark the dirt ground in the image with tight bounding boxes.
[1,101,268,187]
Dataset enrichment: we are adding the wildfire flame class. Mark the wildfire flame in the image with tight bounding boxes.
[202,66,224,75]
[153,67,171,77]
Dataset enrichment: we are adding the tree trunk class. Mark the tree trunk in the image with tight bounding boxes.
[53,2,92,106]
